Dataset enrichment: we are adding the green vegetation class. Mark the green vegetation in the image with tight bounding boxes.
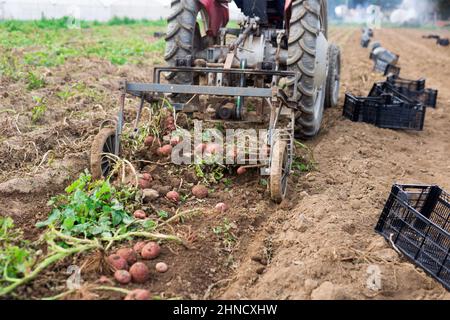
[293,141,317,175]
[192,161,226,185]
[0,217,36,284]
[31,97,47,123]
[0,171,185,297]
[0,53,22,80]
[213,218,238,250]
[26,72,46,90]
[0,17,167,68]
[0,216,102,297]
[0,16,167,31]
[36,171,148,238]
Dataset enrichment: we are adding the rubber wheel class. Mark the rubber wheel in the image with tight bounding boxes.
[90,128,117,180]
[270,140,289,203]
[287,0,328,139]
[324,44,341,109]
[164,0,210,84]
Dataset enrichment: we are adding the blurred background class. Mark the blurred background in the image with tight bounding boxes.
[0,0,449,27]
[330,0,450,27]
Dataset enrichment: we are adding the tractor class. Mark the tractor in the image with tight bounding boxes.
[90,0,341,203]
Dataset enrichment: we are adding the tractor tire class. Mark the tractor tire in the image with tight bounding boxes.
[287,0,328,139]
[324,44,341,109]
[164,0,205,84]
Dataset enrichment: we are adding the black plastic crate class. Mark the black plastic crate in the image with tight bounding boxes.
[386,75,438,108]
[387,75,426,91]
[375,184,450,291]
[370,51,400,76]
[370,81,437,108]
[384,64,401,77]
[369,82,408,99]
[361,37,370,48]
[343,92,426,130]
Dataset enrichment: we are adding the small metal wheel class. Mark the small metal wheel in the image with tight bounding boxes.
[90,127,117,180]
[270,139,289,203]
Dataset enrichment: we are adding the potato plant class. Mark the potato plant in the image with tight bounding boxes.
[36,171,143,238]
[0,218,102,297]
[0,217,36,286]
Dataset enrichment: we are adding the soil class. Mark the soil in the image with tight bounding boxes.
[1,27,449,300]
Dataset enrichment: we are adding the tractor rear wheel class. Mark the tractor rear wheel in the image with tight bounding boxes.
[287,0,328,139]
[164,0,211,84]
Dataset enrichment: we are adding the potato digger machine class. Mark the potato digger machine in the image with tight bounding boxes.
[90,0,341,203]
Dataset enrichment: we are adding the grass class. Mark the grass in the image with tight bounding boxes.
[213,218,237,250]
[0,17,243,71]
[0,16,167,31]
[26,72,46,90]
[0,53,22,80]
[31,97,47,123]
[0,17,167,68]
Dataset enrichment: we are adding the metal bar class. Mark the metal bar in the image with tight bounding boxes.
[132,95,145,137]
[153,66,297,83]
[126,83,273,98]
[115,92,125,156]
[154,66,297,76]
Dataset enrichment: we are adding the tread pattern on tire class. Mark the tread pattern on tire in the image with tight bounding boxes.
[164,0,200,84]
[287,0,326,138]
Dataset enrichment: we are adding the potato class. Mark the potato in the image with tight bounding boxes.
[237,166,247,175]
[114,270,131,284]
[124,289,151,300]
[192,185,208,199]
[141,173,152,181]
[116,248,138,265]
[141,242,161,260]
[155,262,169,273]
[107,254,128,271]
[144,136,155,146]
[138,178,152,189]
[129,262,150,283]
[215,202,229,213]
[142,188,159,202]
[133,210,146,219]
[155,262,168,273]
[133,241,147,255]
[166,190,180,203]
[157,144,173,157]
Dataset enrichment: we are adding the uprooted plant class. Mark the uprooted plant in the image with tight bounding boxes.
[0,217,102,297]
[36,171,141,238]
[0,172,188,297]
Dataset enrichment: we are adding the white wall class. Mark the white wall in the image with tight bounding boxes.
[0,0,242,21]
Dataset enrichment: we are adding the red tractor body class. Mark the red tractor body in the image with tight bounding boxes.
[199,0,230,36]
[200,0,294,36]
